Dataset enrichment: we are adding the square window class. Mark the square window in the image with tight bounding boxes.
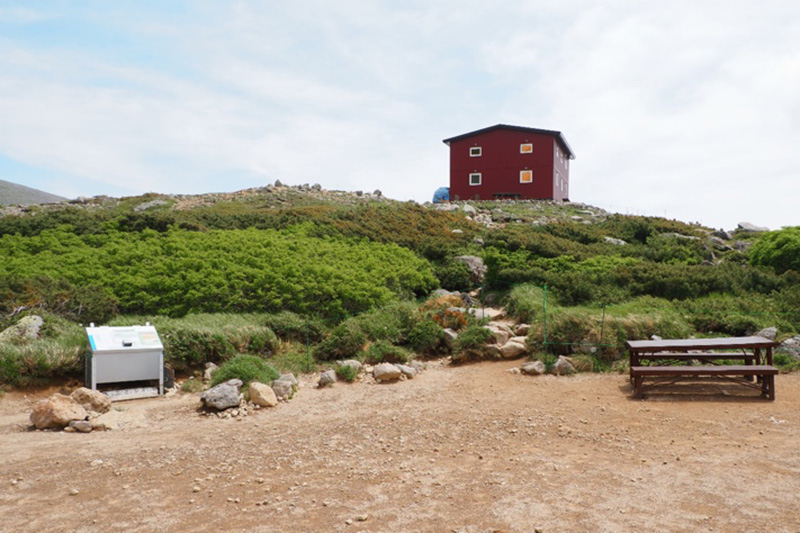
[520,170,533,183]
[520,143,533,154]
[469,173,482,186]
[469,146,482,157]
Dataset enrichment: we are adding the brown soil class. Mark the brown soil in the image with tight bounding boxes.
[1,361,799,532]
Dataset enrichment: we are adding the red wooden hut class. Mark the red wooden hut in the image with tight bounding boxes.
[443,124,574,201]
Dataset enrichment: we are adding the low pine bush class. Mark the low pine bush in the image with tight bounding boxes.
[335,364,359,382]
[209,354,279,389]
[363,341,410,365]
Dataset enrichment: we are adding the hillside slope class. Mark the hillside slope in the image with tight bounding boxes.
[0,179,66,206]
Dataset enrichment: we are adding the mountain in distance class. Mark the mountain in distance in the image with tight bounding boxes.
[0,179,67,206]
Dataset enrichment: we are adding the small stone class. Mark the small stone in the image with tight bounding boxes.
[193,486,201,493]
[356,514,368,521]
[345,519,353,525]
[69,488,79,496]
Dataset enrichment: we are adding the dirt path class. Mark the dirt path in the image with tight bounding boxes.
[1,361,799,532]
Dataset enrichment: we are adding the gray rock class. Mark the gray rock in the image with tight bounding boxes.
[279,373,298,387]
[373,363,402,382]
[451,229,464,234]
[271,380,294,400]
[69,420,93,433]
[521,361,546,375]
[339,360,362,373]
[661,232,700,241]
[457,256,487,283]
[514,324,530,336]
[780,336,800,361]
[274,179,283,187]
[408,360,425,373]
[603,236,627,246]
[200,380,242,410]
[203,362,219,382]
[70,388,111,414]
[318,369,337,387]
[463,204,477,215]
[432,288,456,298]
[650,334,663,341]
[733,241,752,251]
[312,183,322,191]
[355,190,363,197]
[756,327,778,341]
[712,229,732,241]
[442,328,458,348]
[373,189,382,197]
[396,364,416,379]
[550,356,576,376]
[708,236,732,250]
[473,238,485,246]
[0,315,44,342]
[737,222,769,232]
[249,382,278,407]
[134,199,169,212]
[498,340,527,359]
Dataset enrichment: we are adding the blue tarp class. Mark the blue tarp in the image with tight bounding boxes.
[432,187,450,203]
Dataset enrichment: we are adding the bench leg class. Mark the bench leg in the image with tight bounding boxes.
[762,374,775,401]
[634,376,644,399]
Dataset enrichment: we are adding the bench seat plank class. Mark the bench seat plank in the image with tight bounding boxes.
[631,365,777,400]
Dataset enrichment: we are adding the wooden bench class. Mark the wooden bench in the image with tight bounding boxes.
[635,352,756,363]
[630,365,778,400]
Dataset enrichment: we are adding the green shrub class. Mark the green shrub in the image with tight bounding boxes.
[209,354,279,389]
[363,341,410,364]
[750,227,800,273]
[506,284,546,322]
[313,321,366,361]
[335,364,359,382]
[436,259,473,292]
[406,319,445,355]
[452,325,492,363]
[353,301,417,343]
[261,311,325,343]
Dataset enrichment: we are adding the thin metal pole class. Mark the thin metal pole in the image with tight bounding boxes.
[305,322,310,372]
[600,303,606,346]
[543,284,548,347]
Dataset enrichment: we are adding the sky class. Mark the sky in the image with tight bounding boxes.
[0,1,798,231]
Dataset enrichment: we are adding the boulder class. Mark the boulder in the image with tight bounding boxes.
[69,420,93,433]
[70,387,111,414]
[318,369,337,387]
[498,341,527,359]
[249,382,278,407]
[603,236,627,246]
[339,360,362,374]
[733,241,752,251]
[484,324,513,346]
[521,361,546,375]
[396,364,416,379]
[408,360,425,373]
[203,362,219,382]
[712,229,732,241]
[0,315,44,343]
[373,363,402,382]
[271,380,294,400]
[463,204,477,215]
[442,328,458,348]
[456,256,487,283]
[550,356,576,376]
[756,327,777,341]
[30,394,88,429]
[563,356,594,372]
[780,336,800,361]
[737,222,769,232]
[278,373,298,387]
[200,379,242,410]
[514,324,530,336]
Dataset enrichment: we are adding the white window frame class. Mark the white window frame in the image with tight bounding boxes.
[469,146,482,157]
[469,172,482,186]
[520,170,533,184]
[520,143,533,154]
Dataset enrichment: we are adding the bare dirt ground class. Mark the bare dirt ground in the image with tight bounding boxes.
[1,361,799,533]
